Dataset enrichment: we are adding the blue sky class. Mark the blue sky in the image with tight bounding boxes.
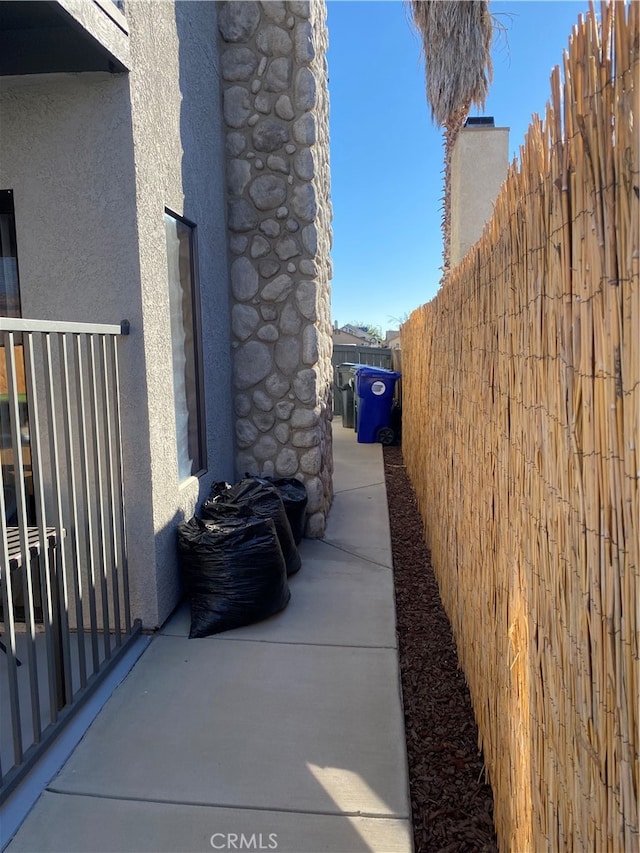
[326,0,593,333]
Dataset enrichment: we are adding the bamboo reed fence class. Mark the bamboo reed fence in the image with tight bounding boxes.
[400,3,638,850]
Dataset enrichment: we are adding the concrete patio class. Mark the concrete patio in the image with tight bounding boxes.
[3,419,412,853]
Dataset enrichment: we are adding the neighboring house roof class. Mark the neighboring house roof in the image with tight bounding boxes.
[335,324,381,346]
[333,329,367,346]
[340,323,367,337]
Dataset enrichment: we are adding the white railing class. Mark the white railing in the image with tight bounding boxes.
[0,317,140,800]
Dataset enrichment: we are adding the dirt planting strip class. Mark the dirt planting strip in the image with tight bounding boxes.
[383,444,498,853]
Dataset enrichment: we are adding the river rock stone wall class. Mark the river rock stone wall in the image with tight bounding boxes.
[217,0,333,537]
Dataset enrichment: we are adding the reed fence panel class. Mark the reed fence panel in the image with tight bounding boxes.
[400,4,638,850]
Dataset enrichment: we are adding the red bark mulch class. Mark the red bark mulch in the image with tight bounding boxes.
[383,444,498,853]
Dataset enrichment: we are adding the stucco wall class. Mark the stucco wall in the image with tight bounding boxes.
[124,0,235,625]
[0,0,235,628]
[450,125,509,268]
[0,71,161,626]
[218,0,334,537]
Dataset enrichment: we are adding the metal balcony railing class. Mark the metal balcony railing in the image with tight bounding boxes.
[0,317,141,801]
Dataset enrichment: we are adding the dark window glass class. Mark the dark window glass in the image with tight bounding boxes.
[0,190,21,318]
[0,190,29,523]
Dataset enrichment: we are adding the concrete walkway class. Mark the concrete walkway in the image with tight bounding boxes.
[5,420,412,853]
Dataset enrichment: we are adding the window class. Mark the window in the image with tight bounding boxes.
[164,210,205,482]
[0,190,21,317]
[0,190,29,523]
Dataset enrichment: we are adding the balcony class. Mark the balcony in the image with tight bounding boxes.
[0,0,130,77]
[0,317,140,802]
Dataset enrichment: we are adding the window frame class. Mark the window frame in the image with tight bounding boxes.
[164,207,207,483]
[0,189,22,318]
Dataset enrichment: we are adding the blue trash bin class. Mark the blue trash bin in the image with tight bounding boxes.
[354,366,401,444]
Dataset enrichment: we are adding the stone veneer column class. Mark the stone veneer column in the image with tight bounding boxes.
[218,0,333,537]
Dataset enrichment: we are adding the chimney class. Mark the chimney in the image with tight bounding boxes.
[450,117,509,268]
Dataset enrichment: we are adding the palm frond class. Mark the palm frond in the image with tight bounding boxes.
[409,0,493,128]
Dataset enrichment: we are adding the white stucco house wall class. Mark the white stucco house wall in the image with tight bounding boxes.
[450,117,509,268]
[1,0,238,631]
[0,0,333,632]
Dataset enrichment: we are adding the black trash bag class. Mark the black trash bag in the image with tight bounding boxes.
[263,477,308,544]
[390,401,402,444]
[178,514,290,638]
[203,478,301,576]
[209,481,231,499]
